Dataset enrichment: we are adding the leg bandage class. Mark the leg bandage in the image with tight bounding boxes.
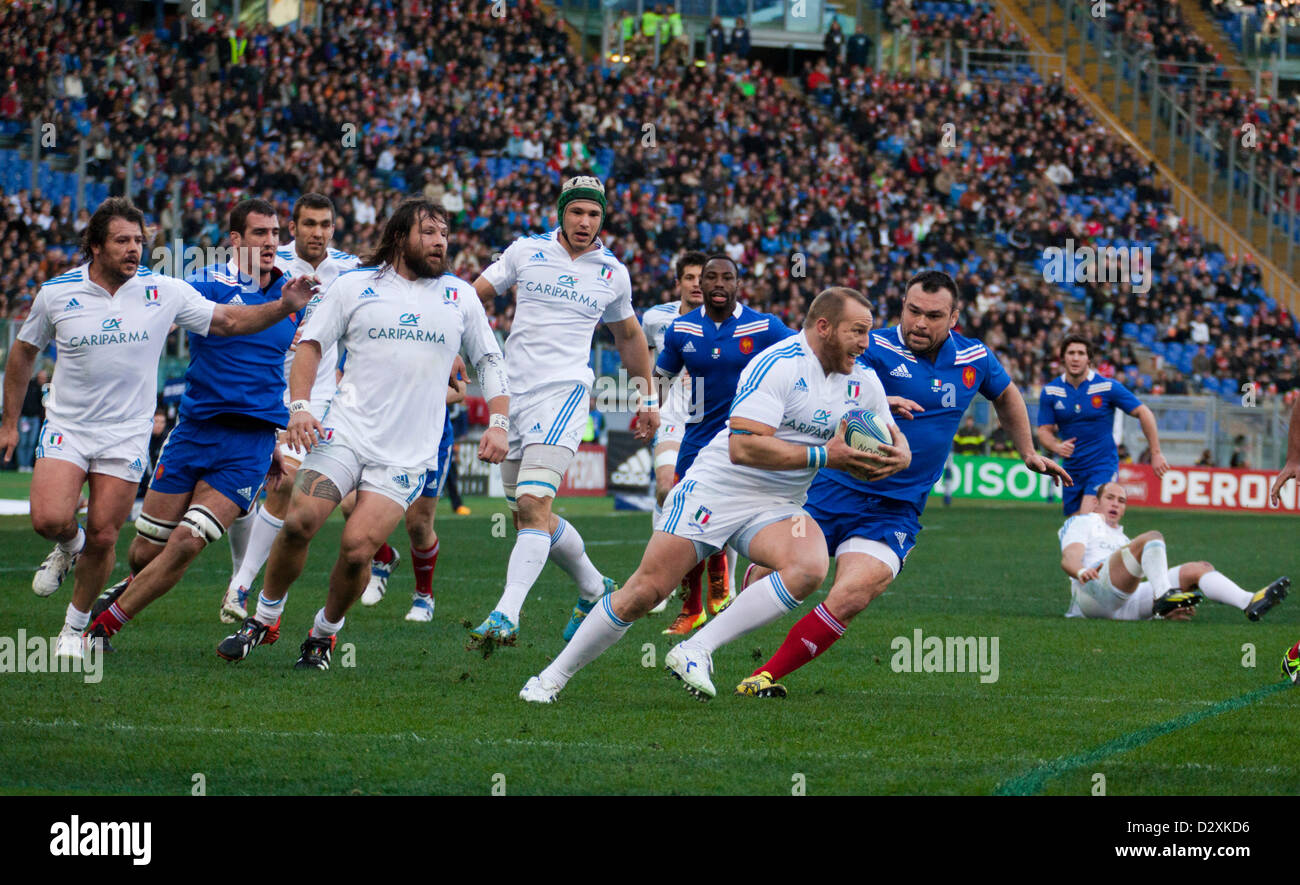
[180,505,226,546]
[515,444,574,503]
[501,459,521,512]
[135,513,179,546]
[1120,546,1143,578]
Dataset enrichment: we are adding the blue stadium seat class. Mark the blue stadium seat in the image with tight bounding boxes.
[1138,325,1156,347]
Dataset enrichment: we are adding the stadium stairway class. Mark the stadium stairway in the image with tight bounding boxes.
[1178,0,1253,92]
[991,0,1300,317]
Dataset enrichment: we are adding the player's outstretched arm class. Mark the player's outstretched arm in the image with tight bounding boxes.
[995,384,1072,486]
[0,340,39,462]
[209,274,319,336]
[609,316,659,441]
[1271,396,1300,505]
[1130,405,1169,476]
[1061,541,1096,583]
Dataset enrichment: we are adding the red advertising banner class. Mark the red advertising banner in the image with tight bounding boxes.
[558,443,607,497]
[1116,463,1299,513]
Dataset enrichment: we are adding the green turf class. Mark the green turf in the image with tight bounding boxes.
[0,487,1296,795]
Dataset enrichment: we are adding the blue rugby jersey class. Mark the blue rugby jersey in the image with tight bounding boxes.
[1035,369,1142,475]
[820,326,1011,511]
[655,302,796,476]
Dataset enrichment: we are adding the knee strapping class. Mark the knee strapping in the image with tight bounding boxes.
[515,445,573,503]
[135,513,179,546]
[501,459,521,512]
[180,505,225,546]
[1121,546,1143,577]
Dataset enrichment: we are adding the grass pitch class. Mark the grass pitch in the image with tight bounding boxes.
[0,487,1296,796]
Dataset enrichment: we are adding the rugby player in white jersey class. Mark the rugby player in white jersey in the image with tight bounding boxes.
[0,197,317,658]
[469,176,658,648]
[220,193,359,624]
[521,287,911,702]
[216,198,509,669]
[1060,481,1287,621]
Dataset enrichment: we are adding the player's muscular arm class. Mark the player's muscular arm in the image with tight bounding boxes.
[210,275,318,336]
[728,416,891,475]
[1131,405,1169,476]
[447,355,468,406]
[472,276,497,307]
[997,385,1073,486]
[1037,424,1074,458]
[0,341,38,460]
[609,316,659,441]
[1061,542,1095,582]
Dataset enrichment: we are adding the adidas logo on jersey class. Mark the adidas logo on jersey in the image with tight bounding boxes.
[63,298,83,311]
[682,341,696,353]
[129,458,144,473]
[1054,400,1064,410]
[890,364,912,379]
[529,251,547,262]
[359,287,379,300]
[529,422,542,433]
[237,486,254,501]
[229,294,246,305]
[392,474,410,490]
[794,377,809,391]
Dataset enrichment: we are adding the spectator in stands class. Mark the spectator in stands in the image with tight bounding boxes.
[707,16,727,59]
[1196,448,1216,466]
[15,367,48,473]
[731,17,751,58]
[825,18,846,65]
[846,24,873,68]
[1231,434,1250,468]
[953,416,987,455]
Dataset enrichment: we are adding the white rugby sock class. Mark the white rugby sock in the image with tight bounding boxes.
[65,602,90,633]
[495,529,552,622]
[232,506,284,590]
[548,518,605,601]
[227,509,255,578]
[725,546,738,595]
[690,571,801,655]
[58,526,85,556]
[254,592,285,627]
[1197,570,1253,609]
[1140,541,1171,597]
[539,596,630,689]
[310,607,344,639]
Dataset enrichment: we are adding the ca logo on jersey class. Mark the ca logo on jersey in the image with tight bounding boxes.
[101,317,122,331]
[398,313,420,326]
[557,274,577,287]
[811,409,832,425]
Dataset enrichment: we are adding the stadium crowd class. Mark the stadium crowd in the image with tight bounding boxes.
[1,0,1297,407]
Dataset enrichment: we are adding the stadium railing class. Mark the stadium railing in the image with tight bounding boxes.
[995,0,1300,316]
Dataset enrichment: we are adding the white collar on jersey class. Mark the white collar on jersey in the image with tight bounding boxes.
[706,301,743,330]
[224,260,261,292]
[551,227,605,254]
[1059,368,1096,385]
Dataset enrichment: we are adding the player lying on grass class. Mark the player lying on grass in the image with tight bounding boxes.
[1059,481,1288,621]
[519,287,910,703]
[736,270,1072,698]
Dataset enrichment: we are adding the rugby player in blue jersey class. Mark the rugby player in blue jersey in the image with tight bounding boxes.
[738,271,1072,698]
[1036,334,1169,517]
[654,254,795,634]
[87,198,318,643]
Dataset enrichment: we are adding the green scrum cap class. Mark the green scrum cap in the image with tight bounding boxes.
[557,175,607,221]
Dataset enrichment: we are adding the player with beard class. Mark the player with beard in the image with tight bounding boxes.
[737,271,1072,698]
[468,176,658,648]
[1,197,314,659]
[82,198,320,647]
[216,199,509,669]
[520,288,910,702]
[220,193,359,624]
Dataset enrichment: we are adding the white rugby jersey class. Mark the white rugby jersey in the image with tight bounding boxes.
[1059,512,1130,608]
[17,263,214,437]
[684,331,895,503]
[299,266,501,469]
[277,241,360,412]
[480,229,634,398]
[642,300,692,423]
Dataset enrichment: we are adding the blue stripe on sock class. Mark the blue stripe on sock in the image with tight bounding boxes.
[769,572,799,610]
[601,594,630,628]
[517,529,550,539]
[551,518,568,545]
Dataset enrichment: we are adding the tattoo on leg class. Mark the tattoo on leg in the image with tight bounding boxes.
[296,469,342,503]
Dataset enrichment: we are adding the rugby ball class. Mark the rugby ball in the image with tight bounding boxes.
[841,407,892,456]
